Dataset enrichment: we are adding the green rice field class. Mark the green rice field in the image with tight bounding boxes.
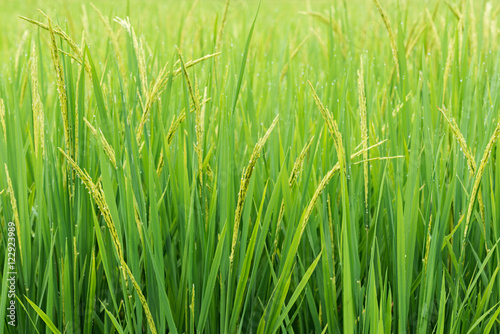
[1,0,500,332]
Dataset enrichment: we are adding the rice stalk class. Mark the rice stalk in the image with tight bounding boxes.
[190,284,195,334]
[61,258,67,326]
[380,87,388,118]
[405,22,426,58]
[438,106,485,222]
[30,43,44,159]
[423,210,433,270]
[167,111,187,146]
[289,136,315,187]
[327,194,335,268]
[156,110,187,176]
[272,201,286,262]
[299,11,329,24]
[216,0,231,51]
[83,118,117,168]
[133,200,144,245]
[405,14,421,47]
[48,19,72,158]
[20,11,92,77]
[301,84,349,252]
[307,81,344,167]
[115,17,148,95]
[4,164,22,265]
[272,135,315,261]
[230,114,279,266]
[135,52,219,142]
[57,49,80,63]
[300,161,339,236]
[438,107,475,173]
[58,148,157,334]
[74,51,84,164]
[137,37,149,95]
[195,86,207,184]
[444,1,462,20]
[357,56,369,211]
[425,9,442,57]
[272,136,387,262]
[58,149,123,265]
[299,11,346,56]
[392,92,411,117]
[372,0,400,78]
[177,47,201,115]
[463,121,500,256]
[123,265,158,334]
[90,3,126,80]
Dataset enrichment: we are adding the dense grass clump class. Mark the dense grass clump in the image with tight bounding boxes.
[1,0,500,332]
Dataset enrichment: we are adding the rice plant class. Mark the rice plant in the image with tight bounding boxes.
[1,0,500,333]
